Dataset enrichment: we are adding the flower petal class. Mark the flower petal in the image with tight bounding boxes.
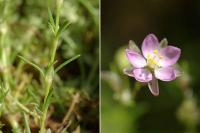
[126,49,147,68]
[133,68,152,82]
[123,67,134,77]
[159,46,181,67]
[141,34,159,58]
[155,67,176,81]
[148,75,159,96]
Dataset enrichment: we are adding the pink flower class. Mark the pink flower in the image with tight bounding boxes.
[124,34,181,96]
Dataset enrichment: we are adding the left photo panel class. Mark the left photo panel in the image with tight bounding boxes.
[0,0,99,132]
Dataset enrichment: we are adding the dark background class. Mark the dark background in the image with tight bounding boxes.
[102,0,200,132]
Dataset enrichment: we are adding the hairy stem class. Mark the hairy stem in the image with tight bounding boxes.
[39,1,62,132]
[40,80,52,133]
[50,37,59,64]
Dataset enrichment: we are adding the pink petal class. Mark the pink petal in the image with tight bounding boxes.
[126,49,147,68]
[133,68,152,82]
[148,75,159,96]
[123,67,134,77]
[154,67,176,81]
[141,34,159,58]
[159,46,181,67]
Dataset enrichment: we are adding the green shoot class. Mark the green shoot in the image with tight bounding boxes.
[18,55,45,77]
[55,54,81,73]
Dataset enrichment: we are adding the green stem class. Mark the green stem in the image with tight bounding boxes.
[0,31,9,90]
[50,37,59,64]
[39,82,51,133]
[0,0,12,97]
[40,105,48,133]
[40,1,63,132]
[55,2,61,34]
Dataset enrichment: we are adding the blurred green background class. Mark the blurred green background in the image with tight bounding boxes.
[102,0,200,132]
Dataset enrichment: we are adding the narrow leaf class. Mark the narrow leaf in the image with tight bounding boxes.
[60,21,71,32]
[55,54,81,73]
[57,22,71,37]
[18,55,44,77]
[23,113,31,133]
[48,22,55,35]
[48,7,55,28]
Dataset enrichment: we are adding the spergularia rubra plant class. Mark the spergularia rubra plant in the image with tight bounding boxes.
[124,34,181,96]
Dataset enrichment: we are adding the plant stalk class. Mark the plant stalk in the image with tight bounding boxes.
[40,1,62,132]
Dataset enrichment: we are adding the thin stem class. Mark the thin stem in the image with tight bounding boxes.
[55,1,61,34]
[40,6,60,131]
[40,1,67,132]
[43,81,52,108]
[39,82,52,133]
[40,104,48,133]
[50,37,59,64]
[1,0,11,91]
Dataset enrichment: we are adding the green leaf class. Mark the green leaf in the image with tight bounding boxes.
[57,21,71,37]
[55,54,81,73]
[48,7,55,28]
[23,113,31,133]
[18,55,44,77]
[48,22,55,35]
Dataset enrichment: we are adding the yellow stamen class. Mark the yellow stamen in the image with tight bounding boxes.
[153,49,158,55]
[146,49,162,69]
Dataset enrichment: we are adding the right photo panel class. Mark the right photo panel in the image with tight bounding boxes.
[101,0,200,132]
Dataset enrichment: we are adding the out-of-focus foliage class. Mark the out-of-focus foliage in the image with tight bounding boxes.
[0,0,99,132]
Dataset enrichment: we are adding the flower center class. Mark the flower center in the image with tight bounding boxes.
[146,49,162,69]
